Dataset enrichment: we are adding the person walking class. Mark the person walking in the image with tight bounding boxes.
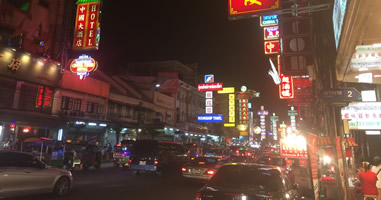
[371,156,381,200]
[360,161,378,200]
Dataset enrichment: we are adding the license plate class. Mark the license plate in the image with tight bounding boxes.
[139,161,146,165]
[192,169,201,174]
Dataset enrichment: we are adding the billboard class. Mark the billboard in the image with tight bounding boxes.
[197,114,223,123]
[157,72,179,93]
[73,1,101,50]
[229,0,280,17]
[198,83,223,91]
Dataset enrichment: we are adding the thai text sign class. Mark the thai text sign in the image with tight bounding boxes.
[341,102,381,130]
[73,1,101,50]
[197,114,223,123]
[229,0,280,16]
[260,15,278,26]
[198,83,223,91]
[218,87,235,94]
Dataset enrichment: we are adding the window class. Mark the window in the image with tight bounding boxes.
[87,102,96,113]
[97,105,103,114]
[0,152,42,168]
[108,103,114,114]
[61,96,73,110]
[126,106,131,118]
[73,99,82,111]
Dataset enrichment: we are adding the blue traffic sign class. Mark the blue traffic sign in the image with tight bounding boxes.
[197,114,223,123]
[322,88,361,101]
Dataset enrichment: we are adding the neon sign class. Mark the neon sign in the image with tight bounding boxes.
[70,55,98,79]
[264,41,280,54]
[229,94,235,123]
[279,74,294,99]
[260,15,279,26]
[264,26,279,40]
[229,0,280,17]
[198,83,223,91]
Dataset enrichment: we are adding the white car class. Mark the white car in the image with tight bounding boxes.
[0,151,73,199]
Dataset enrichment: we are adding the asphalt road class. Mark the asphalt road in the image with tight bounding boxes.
[9,163,205,200]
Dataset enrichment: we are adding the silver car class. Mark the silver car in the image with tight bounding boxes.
[0,151,73,199]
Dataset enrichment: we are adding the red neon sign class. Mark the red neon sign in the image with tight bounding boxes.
[264,41,280,54]
[279,74,294,99]
[73,1,101,50]
[229,0,280,16]
[198,83,223,91]
[70,55,98,79]
[264,26,279,40]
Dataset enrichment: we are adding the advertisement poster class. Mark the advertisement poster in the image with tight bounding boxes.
[307,133,319,200]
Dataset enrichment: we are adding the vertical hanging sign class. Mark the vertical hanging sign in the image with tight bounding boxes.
[73,1,101,50]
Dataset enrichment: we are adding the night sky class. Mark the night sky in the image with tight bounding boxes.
[97,0,288,121]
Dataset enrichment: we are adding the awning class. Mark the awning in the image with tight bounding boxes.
[318,137,333,146]
[345,137,358,147]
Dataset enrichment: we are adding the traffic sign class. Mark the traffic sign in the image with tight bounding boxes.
[322,88,361,102]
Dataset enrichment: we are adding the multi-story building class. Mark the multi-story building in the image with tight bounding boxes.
[0,0,66,147]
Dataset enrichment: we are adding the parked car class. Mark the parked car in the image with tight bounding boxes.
[129,140,187,175]
[182,157,228,181]
[194,163,300,200]
[0,151,73,199]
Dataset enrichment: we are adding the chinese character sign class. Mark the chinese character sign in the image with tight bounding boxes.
[229,0,280,16]
[264,41,280,54]
[239,98,248,124]
[229,94,235,123]
[73,1,101,50]
[279,74,294,99]
[264,26,279,40]
[257,106,268,140]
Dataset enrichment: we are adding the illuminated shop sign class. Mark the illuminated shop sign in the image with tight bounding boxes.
[204,74,214,83]
[229,94,235,123]
[36,86,53,108]
[197,114,223,123]
[332,0,348,48]
[279,74,294,99]
[281,135,308,159]
[198,83,223,91]
[73,1,101,50]
[70,54,98,79]
[260,15,279,26]
[264,41,280,54]
[264,26,279,40]
[239,98,248,124]
[257,106,268,140]
[350,45,381,71]
[229,0,280,17]
[341,102,381,130]
[218,87,235,94]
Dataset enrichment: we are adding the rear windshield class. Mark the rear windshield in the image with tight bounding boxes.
[209,165,283,192]
[257,157,283,166]
[193,157,218,164]
[131,141,158,154]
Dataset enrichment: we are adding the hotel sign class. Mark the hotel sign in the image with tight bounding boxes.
[73,1,101,50]
[198,114,223,123]
[229,0,280,17]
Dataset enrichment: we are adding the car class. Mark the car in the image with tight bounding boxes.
[194,163,301,200]
[0,151,73,199]
[129,140,187,175]
[256,153,296,169]
[182,157,228,181]
[229,155,254,163]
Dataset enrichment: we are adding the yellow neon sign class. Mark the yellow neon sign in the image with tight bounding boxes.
[224,123,235,127]
[229,94,235,123]
[218,87,235,94]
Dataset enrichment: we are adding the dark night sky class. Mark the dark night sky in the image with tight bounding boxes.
[97,0,288,121]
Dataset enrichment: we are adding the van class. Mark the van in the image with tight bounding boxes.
[129,140,186,175]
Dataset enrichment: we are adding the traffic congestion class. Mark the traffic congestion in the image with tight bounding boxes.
[0,139,312,200]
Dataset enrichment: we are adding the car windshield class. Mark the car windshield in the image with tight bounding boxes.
[208,165,283,193]
[192,157,218,164]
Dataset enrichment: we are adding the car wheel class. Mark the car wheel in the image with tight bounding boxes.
[53,177,70,196]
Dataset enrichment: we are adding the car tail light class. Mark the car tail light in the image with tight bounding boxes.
[247,152,251,156]
[129,159,132,163]
[194,192,202,200]
[224,193,248,199]
[236,150,240,154]
[154,161,159,165]
[206,169,215,175]
[182,167,187,172]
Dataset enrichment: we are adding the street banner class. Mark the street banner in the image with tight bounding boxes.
[307,133,319,200]
[336,136,348,200]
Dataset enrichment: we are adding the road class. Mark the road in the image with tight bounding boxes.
[9,163,205,200]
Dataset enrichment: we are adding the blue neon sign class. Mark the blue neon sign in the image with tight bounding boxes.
[197,114,223,123]
[261,15,279,26]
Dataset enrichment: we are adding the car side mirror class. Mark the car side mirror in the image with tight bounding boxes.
[292,183,299,190]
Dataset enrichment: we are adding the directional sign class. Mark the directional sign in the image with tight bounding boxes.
[322,88,361,102]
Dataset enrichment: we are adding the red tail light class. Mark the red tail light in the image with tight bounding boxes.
[181,167,187,172]
[154,161,159,165]
[206,169,215,175]
[129,159,132,163]
[195,192,202,200]
[235,150,240,154]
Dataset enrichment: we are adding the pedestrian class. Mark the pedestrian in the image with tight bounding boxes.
[360,161,378,200]
[371,156,381,200]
